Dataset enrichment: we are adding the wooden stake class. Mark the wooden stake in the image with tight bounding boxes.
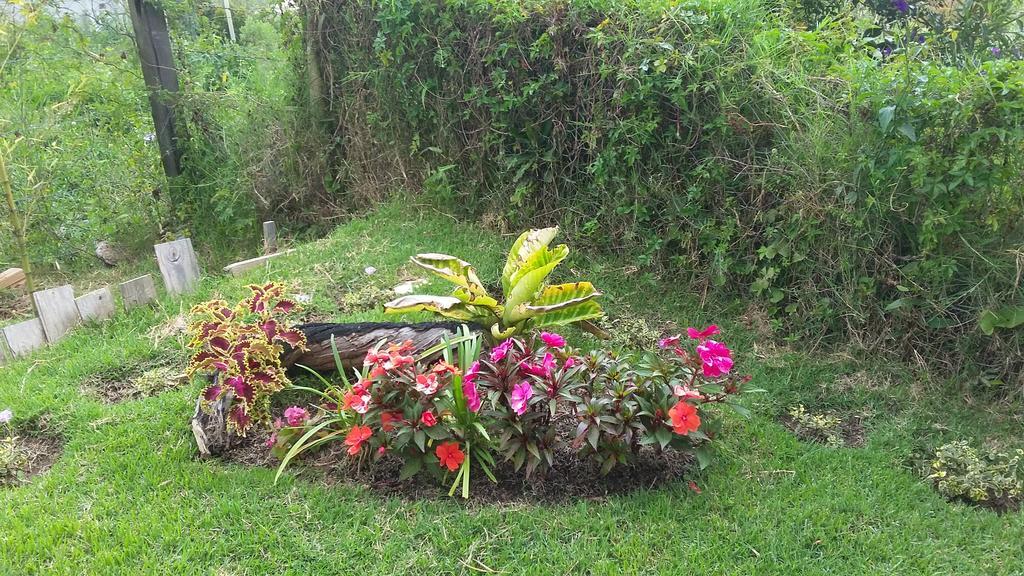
[263,221,278,254]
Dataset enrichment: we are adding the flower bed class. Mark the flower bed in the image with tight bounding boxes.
[0,410,63,487]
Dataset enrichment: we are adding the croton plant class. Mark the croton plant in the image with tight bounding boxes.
[384,227,604,341]
[269,323,755,497]
[186,282,308,435]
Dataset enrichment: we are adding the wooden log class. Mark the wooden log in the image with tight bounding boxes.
[128,0,181,178]
[283,321,484,372]
[154,238,201,296]
[223,249,295,277]
[120,274,158,310]
[0,268,26,290]
[76,287,116,322]
[2,317,46,357]
[33,285,81,343]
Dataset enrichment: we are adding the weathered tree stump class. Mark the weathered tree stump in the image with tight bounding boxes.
[191,321,484,457]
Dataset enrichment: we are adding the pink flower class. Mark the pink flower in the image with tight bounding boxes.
[564,356,576,369]
[420,411,438,427]
[463,361,480,384]
[463,380,482,413]
[265,431,278,448]
[696,340,733,377]
[520,352,556,378]
[509,381,534,415]
[540,332,566,348]
[283,406,309,427]
[490,340,513,362]
[673,385,703,400]
[415,373,441,395]
[658,335,681,349]
[687,325,720,340]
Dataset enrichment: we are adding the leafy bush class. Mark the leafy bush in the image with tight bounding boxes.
[927,440,1023,508]
[309,0,1024,393]
[385,227,604,341]
[271,325,754,497]
[186,282,308,435]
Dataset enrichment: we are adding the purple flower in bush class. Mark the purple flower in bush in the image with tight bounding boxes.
[891,0,909,14]
[509,381,534,415]
[991,46,1002,57]
[540,332,566,348]
[463,380,482,413]
[490,340,513,362]
[284,406,309,427]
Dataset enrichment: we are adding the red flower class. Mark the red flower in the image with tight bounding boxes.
[668,401,701,435]
[436,442,465,472]
[420,411,438,427]
[415,373,441,395]
[345,425,373,455]
[686,325,720,340]
[688,480,702,494]
[380,411,403,432]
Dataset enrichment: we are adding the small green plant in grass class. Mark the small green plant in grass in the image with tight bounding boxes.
[384,228,604,341]
[186,282,308,435]
[787,404,844,447]
[928,441,1023,507]
[0,409,27,486]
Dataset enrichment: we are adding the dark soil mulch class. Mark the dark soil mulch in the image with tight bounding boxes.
[217,430,697,504]
[3,423,64,487]
[780,413,867,448]
[0,290,32,323]
[17,434,64,479]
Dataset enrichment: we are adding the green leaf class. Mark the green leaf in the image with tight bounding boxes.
[878,105,895,132]
[502,252,568,323]
[527,300,604,329]
[726,402,752,419]
[694,446,712,470]
[521,282,602,315]
[383,295,480,321]
[399,458,423,480]
[414,429,426,452]
[895,122,917,142]
[979,306,1024,335]
[410,253,488,296]
[502,227,559,294]
[654,426,672,450]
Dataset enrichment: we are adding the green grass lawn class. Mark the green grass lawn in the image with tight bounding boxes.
[2,202,1022,575]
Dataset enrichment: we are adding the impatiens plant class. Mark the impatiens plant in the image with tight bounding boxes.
[186,282,308,435]
[384,227,604,341]
[268,323,755,496]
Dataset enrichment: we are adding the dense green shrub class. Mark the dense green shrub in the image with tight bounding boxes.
[0,8,163,268]
[309,0,1024,393]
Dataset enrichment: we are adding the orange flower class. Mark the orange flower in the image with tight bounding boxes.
[436,441,465,472]
[668,401,701,435]
[345,425,373,455]
[431,361,461,376]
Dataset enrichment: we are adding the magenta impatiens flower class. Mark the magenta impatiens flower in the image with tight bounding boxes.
[464,361,480,384]
[284,406,309,427]
[509,381,534,415]
[658,335,680,349]
[686,325,720,340]
[540,332,566,348]
[463,380,482,413]
[490,340,514,362]
[696,340,733,377]
[520,352,556,378]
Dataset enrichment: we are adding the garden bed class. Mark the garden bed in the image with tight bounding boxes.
[780,406,867,448]
[80,360,187,404]
[220,427,695,503]
[2,417,64,487]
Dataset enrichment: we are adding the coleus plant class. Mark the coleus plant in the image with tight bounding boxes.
[186,282,308,435]
[384,227,604,341]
